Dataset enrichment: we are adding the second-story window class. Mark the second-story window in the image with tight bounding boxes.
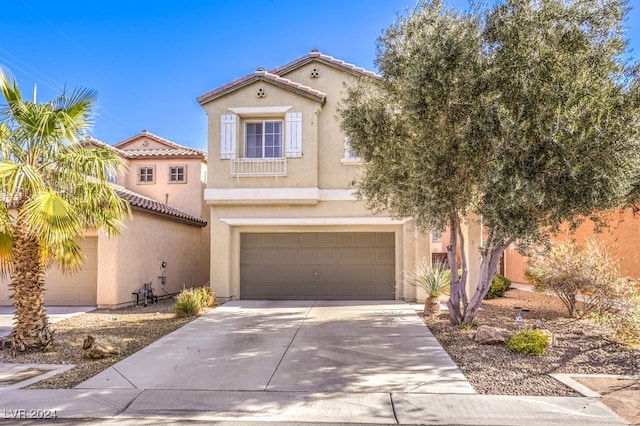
[169,165,186,183]
[138,166,155,184]
[245,121,283,158]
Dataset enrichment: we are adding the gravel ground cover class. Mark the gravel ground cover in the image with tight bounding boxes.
[0,289,638,395]
[423,289,640,396]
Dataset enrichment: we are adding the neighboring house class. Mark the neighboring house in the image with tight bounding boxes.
[198,49,458,301]
[503,207,640,283]
[0,131,210,308]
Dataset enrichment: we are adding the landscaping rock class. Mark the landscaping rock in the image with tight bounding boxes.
[474,325,505,344]
[82,335,127,359]
[539,329,556,346]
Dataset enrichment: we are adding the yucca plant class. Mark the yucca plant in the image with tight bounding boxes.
[411,258,450,315]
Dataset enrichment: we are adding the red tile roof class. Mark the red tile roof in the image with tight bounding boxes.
[197,69,327,105]
[270,49,380,79]
[122,148,206,159]
[82,137,128,157]
[86,133,206,160]
[113,184,207,227]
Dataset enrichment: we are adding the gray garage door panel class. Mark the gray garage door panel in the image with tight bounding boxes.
[240,232,395,300]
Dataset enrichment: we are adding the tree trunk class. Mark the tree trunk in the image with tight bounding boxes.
[9,222,53,353]
[446,214,465,325]
[424,295,440,315]
[462,234,511,325]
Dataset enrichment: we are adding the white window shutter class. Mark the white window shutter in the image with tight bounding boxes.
[285,112,302,158]
[220,114,237,159]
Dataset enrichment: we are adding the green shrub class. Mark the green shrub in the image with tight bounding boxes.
[484,274,512,299]
[507,330,550,356]
[174,290,201,317]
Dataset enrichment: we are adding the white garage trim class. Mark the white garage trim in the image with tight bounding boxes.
[221,217,409,226]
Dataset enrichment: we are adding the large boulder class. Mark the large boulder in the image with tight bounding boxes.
[82,335,127,359]
[474,325,505,345]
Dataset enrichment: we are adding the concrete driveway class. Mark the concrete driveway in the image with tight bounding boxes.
[77,300,474,394]
[2,300,626,423]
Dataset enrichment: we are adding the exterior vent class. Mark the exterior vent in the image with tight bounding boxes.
[310,67,320,78]
[256,87,266,98]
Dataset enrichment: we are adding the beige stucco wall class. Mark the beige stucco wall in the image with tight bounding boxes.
[96,211,209,308]
[122,157,207,219]
[202,82,322,189]
[0,213,209,309]
[279,64,365,190]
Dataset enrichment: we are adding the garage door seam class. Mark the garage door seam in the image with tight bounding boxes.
[264,300,316,390]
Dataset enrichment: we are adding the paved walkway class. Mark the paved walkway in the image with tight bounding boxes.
[0,306,95,337]
[0,300,629,424]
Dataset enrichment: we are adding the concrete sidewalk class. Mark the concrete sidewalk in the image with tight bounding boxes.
[0,300,629,424]
[0,306,95,338]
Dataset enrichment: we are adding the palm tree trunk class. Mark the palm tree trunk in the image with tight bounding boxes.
[9,223,53,352]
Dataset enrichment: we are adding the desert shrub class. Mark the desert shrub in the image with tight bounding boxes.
[174,289,202,317]
[410,258,451,297]
[525,238,622,318]
[484,274,512,299]
[590,281,640,345]
[194,286,217,308]
[506,330,549,356]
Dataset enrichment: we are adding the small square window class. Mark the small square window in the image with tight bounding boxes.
[169,165,186,183]
[138,166,155,184]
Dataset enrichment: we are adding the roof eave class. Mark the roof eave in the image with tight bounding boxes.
[197,74,326,106]
[130,205,207,227]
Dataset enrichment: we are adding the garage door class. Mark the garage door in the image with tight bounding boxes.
[240,232,395,299]
[44,237,98,306]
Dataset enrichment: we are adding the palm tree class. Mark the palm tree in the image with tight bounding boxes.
[0,69,130,352]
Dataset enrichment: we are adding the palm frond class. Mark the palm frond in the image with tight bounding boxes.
[0,68,23,114]
[20,190,83,245]
[50,235,84,273]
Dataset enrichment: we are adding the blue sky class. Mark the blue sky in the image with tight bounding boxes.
[2,0,639,151]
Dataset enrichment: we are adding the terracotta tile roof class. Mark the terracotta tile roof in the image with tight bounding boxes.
[113,184,207,227]
[270,49,381,79]
[122,148,206,159]
[87,132,206,160]
[197,69,327,105]
[82,137,128,157]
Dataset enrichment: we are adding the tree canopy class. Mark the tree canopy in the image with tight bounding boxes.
[339,0,640,324]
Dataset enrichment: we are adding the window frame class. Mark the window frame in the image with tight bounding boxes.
[244,119,284,159]
[168,164,187,184]
[341,136,363,165]
[138,165,156,184]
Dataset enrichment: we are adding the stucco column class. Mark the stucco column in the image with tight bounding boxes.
[413,227,431,303]
[210,213,233,301]
[462,215,482,297]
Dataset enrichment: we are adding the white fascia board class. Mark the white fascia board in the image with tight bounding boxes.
[205,187,319,205]
[220,217,409,226]
[318,189,358,201]
[205,188,359,204]
[228,106,293,117]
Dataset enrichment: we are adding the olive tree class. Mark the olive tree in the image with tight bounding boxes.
[339,0,640,325]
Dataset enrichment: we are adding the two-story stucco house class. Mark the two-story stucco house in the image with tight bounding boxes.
[0,131,210,308]
[198,50,437,301]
